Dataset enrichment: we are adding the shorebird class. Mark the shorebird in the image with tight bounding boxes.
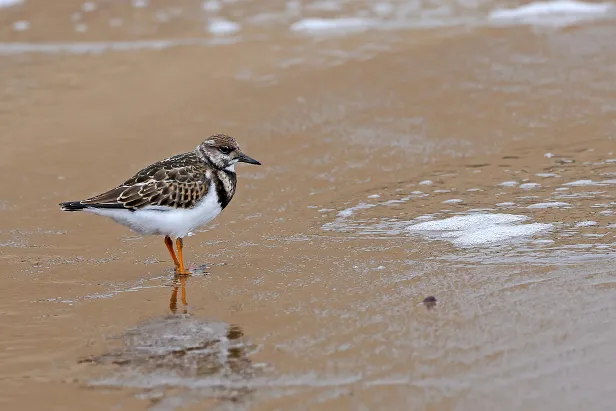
[59,134,261,276]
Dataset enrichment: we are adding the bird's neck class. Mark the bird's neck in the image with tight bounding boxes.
[212,168,237,209]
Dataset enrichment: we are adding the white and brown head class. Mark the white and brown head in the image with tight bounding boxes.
[196,134,261,170]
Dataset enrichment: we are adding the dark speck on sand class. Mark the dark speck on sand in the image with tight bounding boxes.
[423,296,437,310]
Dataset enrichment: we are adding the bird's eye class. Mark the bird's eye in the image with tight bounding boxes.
[219,146,232,154]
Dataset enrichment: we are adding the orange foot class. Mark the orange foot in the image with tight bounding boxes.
[164,235,193,274]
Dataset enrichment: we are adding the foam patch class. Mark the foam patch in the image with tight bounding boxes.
[489,0,614,28]
[407,213,552,247]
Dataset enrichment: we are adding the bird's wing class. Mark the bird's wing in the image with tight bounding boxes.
[80,159,211,211]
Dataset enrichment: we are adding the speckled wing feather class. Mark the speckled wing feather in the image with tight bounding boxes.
[80,152,211,211]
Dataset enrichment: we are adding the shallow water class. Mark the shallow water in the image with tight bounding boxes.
[2,0,616,410]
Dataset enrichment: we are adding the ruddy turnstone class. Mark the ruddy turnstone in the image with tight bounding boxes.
[59,134,261,275]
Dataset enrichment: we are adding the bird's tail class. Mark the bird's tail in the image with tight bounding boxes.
[59,201,87,211]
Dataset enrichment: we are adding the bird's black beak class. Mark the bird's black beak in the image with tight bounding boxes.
[236,152,261,165]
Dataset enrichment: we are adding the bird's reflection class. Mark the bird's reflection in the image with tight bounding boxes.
[80,275,257,403]
[169,274,189,314]
[82,316,256,395]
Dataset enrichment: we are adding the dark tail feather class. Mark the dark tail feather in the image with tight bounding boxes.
[59,201,87,211]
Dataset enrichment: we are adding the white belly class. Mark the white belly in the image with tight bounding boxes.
[85,181,222,238]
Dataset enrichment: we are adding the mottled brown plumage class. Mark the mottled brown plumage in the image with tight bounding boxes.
[79,152,213,210]
[60,134,259,212]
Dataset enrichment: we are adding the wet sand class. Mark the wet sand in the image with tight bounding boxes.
[2,1,616,410]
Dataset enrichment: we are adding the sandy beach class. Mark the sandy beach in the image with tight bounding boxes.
[2,0,616,409]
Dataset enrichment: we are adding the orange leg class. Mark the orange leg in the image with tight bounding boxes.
[164,236,180,268]
[175,237,190,275]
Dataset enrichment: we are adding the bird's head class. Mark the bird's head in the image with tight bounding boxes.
[197,134,261,171]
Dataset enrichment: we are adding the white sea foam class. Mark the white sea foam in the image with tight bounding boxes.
[442,198,463,204]
[202,0,221,12]
[554,191,604,199]
[373,2,395,15]
[307,1,343,11]
[520,182,541,189]
[208,19,240,35]
[290,18,378,33]
[407,213,552,247]
[82,2,96,12]
[499,181,519,187]
[12,20,29,31]
[132,0,148,8]
[336,202,376,218]
[489,0,614,28]
[575,221,598,227]
[527,202,571,209]
[564,179,597,186]
[0,0,23,8]
[0,38,235,55]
